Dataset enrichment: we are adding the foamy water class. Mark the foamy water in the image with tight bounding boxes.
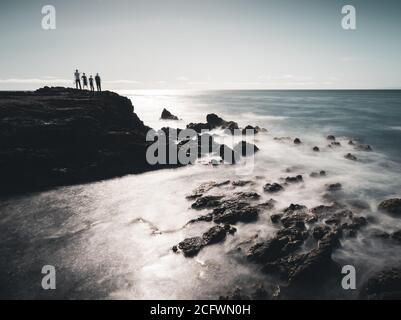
[1,90,401,299]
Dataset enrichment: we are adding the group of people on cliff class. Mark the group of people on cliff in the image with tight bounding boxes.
[74,69,101,92]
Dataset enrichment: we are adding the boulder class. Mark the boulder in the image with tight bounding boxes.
[263,183,284,193]
[344,153,357,161]
[378,198,401,216]
[364,267,401,299]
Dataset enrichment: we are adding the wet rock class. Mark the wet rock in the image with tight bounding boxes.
[391,230,401,242]
[311,202,346,216]
[160,108,179,120]
[329,141,341,147]
[355,144,372,151]
[186,122,210,133]
[213,207,259,224]
[344,153,357,161]
[270,214,282,223]
[364,267,401,299]
[285,175,303,184]
[263,183,284,193]
[378,198,401,216]
[247,237,290,263]
[185,180,230,200]
[369,228,390,239]
[202,225,227,245]
[313,146,320,152]
[178,237,204,257]
[255,199,276,211]
[326,183,342,192]
[172,245,178,252]
[274,137,292,142]
[233,141,259,156]
[232,180,252,187]
[232,192,261,200]
[310,170,326,178]
[206,113,239,132]
[312,225,332,240]
[242,125,267,135]
[191,195,224,209]
[293,138,301,145]
[327,135,336,141]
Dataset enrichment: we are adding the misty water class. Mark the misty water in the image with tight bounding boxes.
[1,90,401,299]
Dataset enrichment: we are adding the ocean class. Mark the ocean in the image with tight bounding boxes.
[1,90,401,299]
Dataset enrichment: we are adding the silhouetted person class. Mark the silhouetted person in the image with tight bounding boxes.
[82,73,88,89]
[89,75,95,92]
[74,69,81,89]
[95,73,101,92]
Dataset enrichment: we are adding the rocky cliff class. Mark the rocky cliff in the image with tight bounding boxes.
[0,87,167,195]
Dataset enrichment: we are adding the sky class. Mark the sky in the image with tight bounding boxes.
[0,0,400,90]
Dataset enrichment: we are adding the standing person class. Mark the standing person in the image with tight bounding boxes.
[82,73,88,90]
[95,73,101,92]
[74,69,81,89]
[89,75,95,92]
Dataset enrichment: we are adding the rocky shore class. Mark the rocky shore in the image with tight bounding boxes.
[0,87,167,195]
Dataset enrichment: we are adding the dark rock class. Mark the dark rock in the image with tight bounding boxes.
[233,141,259,156]
[232,180,252,187]
[270,214,282,223]
[263,183,284,193]
[242,125,267,135]
[355,144,372,151]
[364,267,401,299]
[172,245,178,252]
[344,153,357,161]
[326,183,342,192]
[191,195,224,209]
[369,228,390,239]
[313,146,320,152]
[391,230,401,242]
[312,225,332,240]
[378,198,401,216]
[310,170,326,178]
[206,113,239,132]
[285,175,303,183]
[327,135,336,141]
[293,138,301,144]
[202,225,227,245]
[186,122,210,133]
[0,87,167,195]
[213,207,259,224]
[232,192,261,200]
[160,108,179,120]
[178,237,204,257]
[329,141,341,147]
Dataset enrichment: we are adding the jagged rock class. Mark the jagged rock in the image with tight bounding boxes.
[185,180,230,200]
[160,108,179,120]
[233,141,259,156]
[263,183,284,193]
[312,225,332,240]
[232,180,252,187]
[271,214,282,223]
[178,237,204,257]
[378,198,401,216]
[202,225,227,245]
[214,207,259,224]
[242,125,267,135]
[364,267,401,299]
[232,192,261,200]
[191,195,224,209]
[344,153,357,161]
[285,175,303,183]
[206,113,239,132]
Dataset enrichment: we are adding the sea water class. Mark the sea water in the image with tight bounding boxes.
[0,90,400,299]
